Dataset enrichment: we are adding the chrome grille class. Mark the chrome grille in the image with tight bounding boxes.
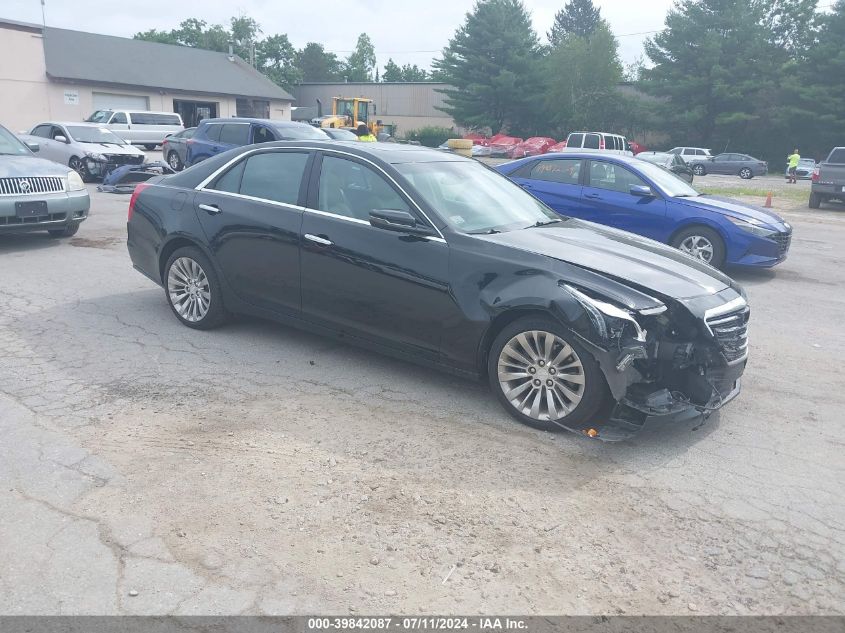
[0,176,65,196]
[706,306,750,364]
[772,231,791,257]
[106,155,144,167]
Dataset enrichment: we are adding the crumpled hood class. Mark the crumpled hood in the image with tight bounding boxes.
[679,194,788,229]
[0,154,72,177]
[85,143,145,156]
[481,219,733,300]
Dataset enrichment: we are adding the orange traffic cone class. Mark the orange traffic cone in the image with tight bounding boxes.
[764,192,773,208]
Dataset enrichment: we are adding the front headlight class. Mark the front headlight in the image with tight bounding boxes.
[67,170,85,191]
[565,285,647,343]
[85,151,107,162]
[725,216,777,239]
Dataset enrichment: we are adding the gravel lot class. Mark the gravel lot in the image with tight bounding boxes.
[0,181,843,615]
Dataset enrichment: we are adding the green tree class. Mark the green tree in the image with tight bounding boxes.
[548,0,603,46]
[297,43,344,82]
[256,34,301,89]
[433,0,544,134]
[345,33,377,82]
[546,23,623,134]
[383,58,403,82]
[401,64,429,81]
[230,15,261,61]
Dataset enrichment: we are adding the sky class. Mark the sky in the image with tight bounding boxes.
[3,0,677,71]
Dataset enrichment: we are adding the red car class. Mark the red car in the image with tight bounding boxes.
[510,137,557,158]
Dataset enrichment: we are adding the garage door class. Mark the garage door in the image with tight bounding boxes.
[92,92,149,111]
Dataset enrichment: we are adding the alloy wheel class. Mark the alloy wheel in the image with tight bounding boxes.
[740,168,752,179]
[693,165,705,176]
[167,257,211,322]
[679,235,715,263]
[168,151,182,170]
[497,330,585,422]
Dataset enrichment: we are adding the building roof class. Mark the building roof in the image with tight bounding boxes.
[41,26,294,102]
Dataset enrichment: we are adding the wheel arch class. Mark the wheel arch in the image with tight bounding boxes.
[158,235,213,283]
[668,219,730,247]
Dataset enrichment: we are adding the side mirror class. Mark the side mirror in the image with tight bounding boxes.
[54,135,68,144]
[369,209,432,235]
[630,185,654,197]
[25,142,40,152]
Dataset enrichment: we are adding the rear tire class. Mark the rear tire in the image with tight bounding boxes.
[671,225,726,269]
[487,315,606,433]
[48,223,79,238]
[144,144,157,151]
[739,167,753,179]
[167,150,184,171]
[809,192,823,209]
[164,246,229,330]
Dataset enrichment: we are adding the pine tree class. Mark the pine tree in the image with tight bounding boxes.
[433,0,544,134]
[548,0,602,46]
[345,33,377,82]
[383,59,403,82]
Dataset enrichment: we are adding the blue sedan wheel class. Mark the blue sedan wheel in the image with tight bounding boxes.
[671,226,726,269]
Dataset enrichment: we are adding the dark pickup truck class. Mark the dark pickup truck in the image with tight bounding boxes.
[810,147,845,208]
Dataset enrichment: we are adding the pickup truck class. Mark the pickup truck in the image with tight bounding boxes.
[810,147,845,208]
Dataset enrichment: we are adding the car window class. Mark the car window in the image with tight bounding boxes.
[252,126,276,144]
[219,124,250,145]
[683,149,695,155]
[588,161,647,194]
[829,148,845,163]
[528,159,582,185]
[583,134,601,150]
[318,155,410,222]
[204,124,223,142]
[52,126,67,140]
[31,124,52,138]
[715,154,730,161]
[695,149,706,156]
[209,160,246,194]
[238,152,309,205]
[110,112,127,124]
[183,128,196,139]
[567,133,584,148]
[0,125,31,155]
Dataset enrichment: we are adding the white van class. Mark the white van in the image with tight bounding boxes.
[85,110,184,149]
[558,131,633,155]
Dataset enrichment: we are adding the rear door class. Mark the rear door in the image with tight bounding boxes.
[579,159,668,240]
[108,112,130,141]
[299,152,451,360]
[711,154,736,174]
[510,158,587,217]
[193,148,312,315]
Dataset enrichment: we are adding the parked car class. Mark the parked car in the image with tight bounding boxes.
[559,131,632,155]
[783,157,816,180]
[185,118,329,166]
[496,152,791,269]
[690,153,768,179]
[637,151,695,183]
[85,110,184,150]
[322,128,359,141]
[0,123,89,237]
[19,122,145,181]
[809,147,845,208]
[161,127,196,171]
[510,137,557,158]
[127,141,749,441]
[668,147,713,164]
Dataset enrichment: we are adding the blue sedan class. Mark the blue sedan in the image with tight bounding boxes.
[496,153,791,269]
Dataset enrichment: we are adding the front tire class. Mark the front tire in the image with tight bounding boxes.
[809,192,823,209]
[692,164,706,176]
[48,223,79,238]
[144,144,157,151]
[68,156,93,183]
[488,316,606,433]
[671,225,726,268]
[739,167,753,179]
[164,247,229,330]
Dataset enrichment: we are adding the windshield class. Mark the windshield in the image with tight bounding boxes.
[0,126,32,155]
[635,160,699,197]
[67,126,126,144]
[273,124,330,140]
[328,129,359,141]
[395,160,560,234]
[85,110,112,123]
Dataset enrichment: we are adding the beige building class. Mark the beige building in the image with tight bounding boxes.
[293,82,457,135]
[0,18,294,132]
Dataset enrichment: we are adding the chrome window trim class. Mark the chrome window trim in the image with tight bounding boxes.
[194,145,446,241]
[196,188,305,212]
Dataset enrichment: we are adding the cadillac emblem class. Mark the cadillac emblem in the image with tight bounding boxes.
[18,179,32,193]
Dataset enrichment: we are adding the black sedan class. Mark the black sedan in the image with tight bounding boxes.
[127,141,749,440]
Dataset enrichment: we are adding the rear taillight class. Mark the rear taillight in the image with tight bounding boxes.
[128,183,150,221]
[812,167,820,183]
[186,139,195,145]
[599,139,606,150]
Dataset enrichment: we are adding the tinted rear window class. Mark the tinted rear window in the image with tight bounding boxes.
[239,152,309,205]
[828,148,845,163]
[219,124,250,145]
[204,124,223,142]
[583,134,601,150]
[567,133,584,148]
[129,113,182,125]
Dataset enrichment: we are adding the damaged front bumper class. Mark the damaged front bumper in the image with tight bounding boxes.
[564,287,749,441]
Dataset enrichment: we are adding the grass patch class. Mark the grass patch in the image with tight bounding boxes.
[696,185,808,203]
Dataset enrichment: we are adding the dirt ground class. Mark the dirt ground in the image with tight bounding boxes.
[0,182,843,616]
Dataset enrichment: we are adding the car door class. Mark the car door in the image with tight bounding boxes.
[250,124,276,144]
[710,154,735,174]
[217,123,250,153]
[49,125,75,164]
[29,124,62,163]
[193,148,312,316]
[509,158,587,217]
[579,159,668,240]
[109,112,130,142]
[299,152,452,361]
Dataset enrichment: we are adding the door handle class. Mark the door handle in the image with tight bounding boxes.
[304,233,333,246]
[520,183,534,189]
[584,193,601,199]
[199,203,221,215]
